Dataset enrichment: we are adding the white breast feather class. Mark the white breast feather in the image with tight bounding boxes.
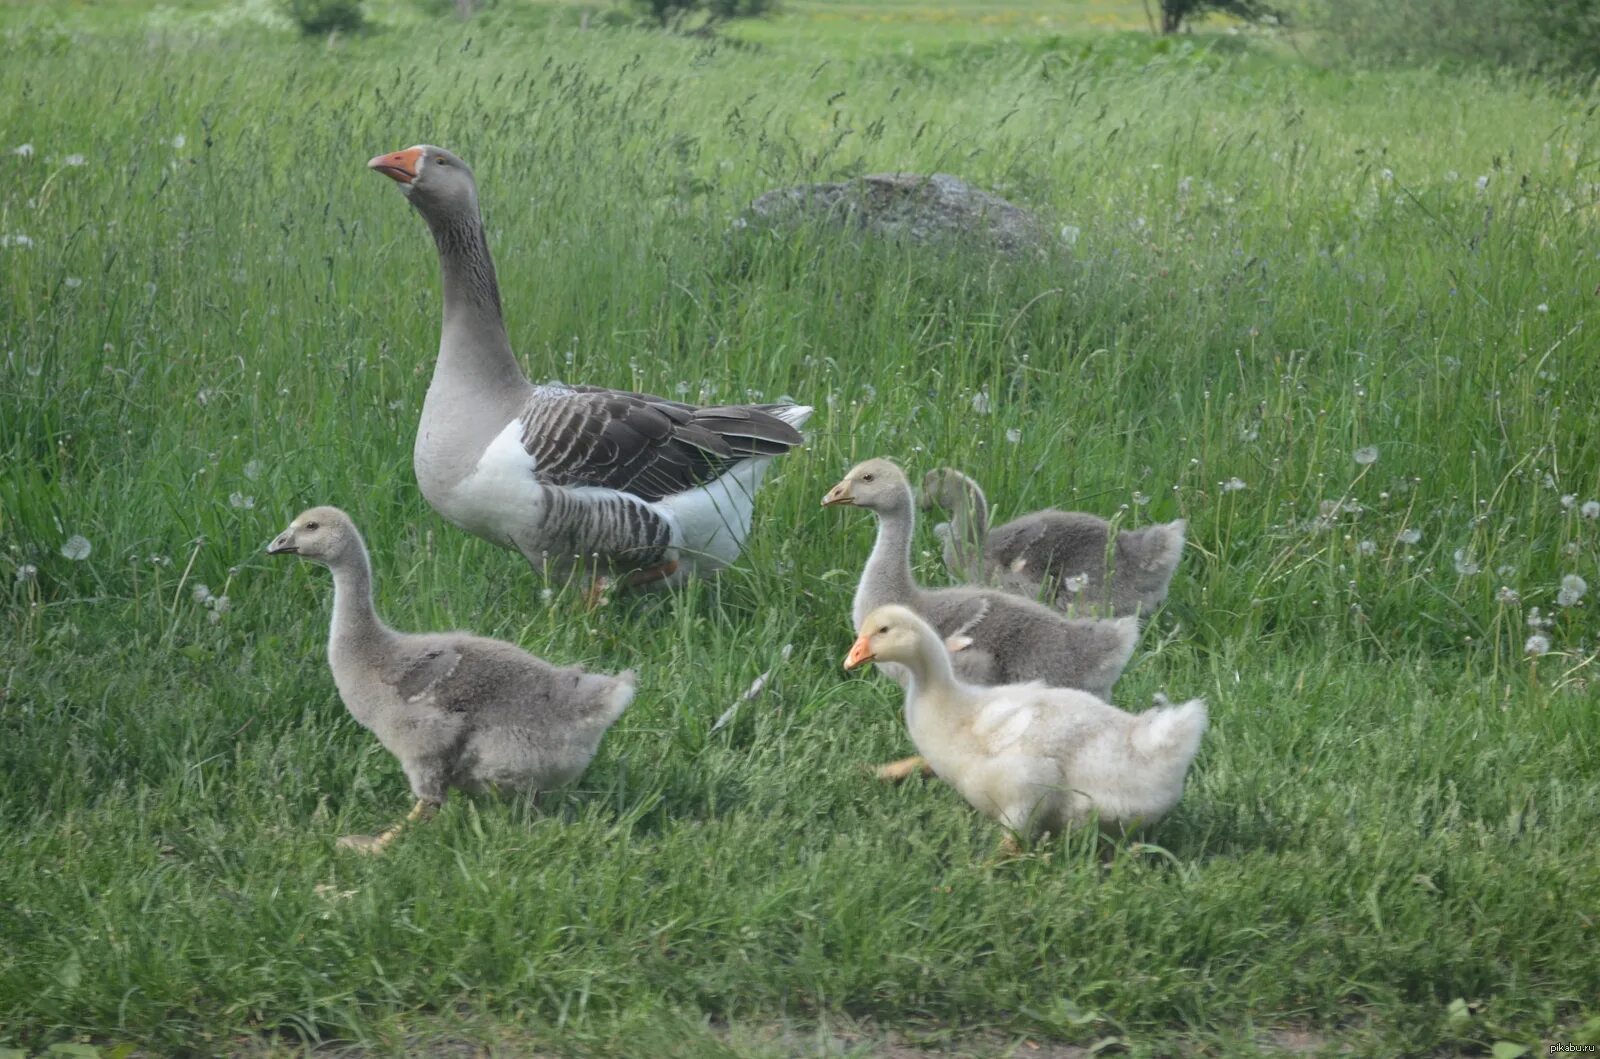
[448,420,546,539]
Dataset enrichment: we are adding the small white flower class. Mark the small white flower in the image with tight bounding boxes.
[1397,528,1422,545]
[1496,586,1520,606]
[63,154,86,167]
[1005,428,1021,444]
[192,583,213,604]
[1221,477,1247,493]
[1557,574,1587,607]
[1525,633,1550,657]
[971,389,991,415]
[1582,500,1599,519]
[172,133,187,149]
[61,535,92,561]
[1452,549,1480,576]
[1353,445,1379,466]
[228,492,254,510]
[12,143,34,157]
[1357,540,1376,556]
[15,563,37,583]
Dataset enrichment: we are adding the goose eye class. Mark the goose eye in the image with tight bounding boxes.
[862,474,876,483]
[877,625,888,634]
[305,521,319,531]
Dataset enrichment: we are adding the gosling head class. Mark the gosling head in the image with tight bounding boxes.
[821,458,912,513]
[918,467,977,513]
[368,144,479,221]
[843,604,933,670]
[266,506,362,566]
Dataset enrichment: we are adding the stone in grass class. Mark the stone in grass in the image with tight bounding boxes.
[735,172,1064,256]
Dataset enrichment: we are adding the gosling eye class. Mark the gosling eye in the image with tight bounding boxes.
[877,625,889,634]
[862,473,876,483]
[305,521,320,531]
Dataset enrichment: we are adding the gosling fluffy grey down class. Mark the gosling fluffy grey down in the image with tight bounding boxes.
[823,460,1138,698]
[921,467,1186,618]
[267,506,636,851]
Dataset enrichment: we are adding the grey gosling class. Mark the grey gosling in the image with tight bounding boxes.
[267,506,637,853]
[823,460,1139,782]
[921,467,1186,618]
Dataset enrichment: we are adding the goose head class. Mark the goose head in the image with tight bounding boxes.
[267,506,361,565]
[368,144,479,218]
[918,467,975,512]
[821,458,912,514]
[844,604,933,670]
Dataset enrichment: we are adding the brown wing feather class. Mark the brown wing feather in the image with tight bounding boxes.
[521,386,804,502]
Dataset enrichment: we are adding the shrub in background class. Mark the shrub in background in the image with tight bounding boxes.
[280,0,365,34]
[1316,0,1600,77]
[633,0,773,29]
[1154,0,1281,34]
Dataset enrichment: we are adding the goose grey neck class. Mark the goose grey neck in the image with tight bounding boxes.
[326,541,391,657]
[426,207,505,321]
[863,499,922,608]
[946,477,989,574]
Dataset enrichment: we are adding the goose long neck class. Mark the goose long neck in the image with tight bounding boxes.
[422,203,526,395]
[946,478,989,574]
[860,495,921,613]
[326,539,391,660]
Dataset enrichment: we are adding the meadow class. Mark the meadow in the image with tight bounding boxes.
[2,0,1598,1054]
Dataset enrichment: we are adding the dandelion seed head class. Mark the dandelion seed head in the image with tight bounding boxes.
[1063,573,1089,594]
[64,277,82,289]
[971,389,991,415]
[1005,428,1021,444]
[1397,528,1422,545]
[192,583,213,604]
[1353,445,1379,466]
[172,133,187,149]
[228,492,254,510]
[1525,633,1550,657]
[63,153,85,167]
[1561,494,1577,510]
[1,234,35,249]
[12,143,33,157]
[1536,303,1549,314]
[60,535,91,561]
[1582,500,1599,519]
[1221,477,1247,493]
[16,563,37,583]
[1496,586,1520,606]
[212,595,231,615]
[1476,175,1490,191]
[243,459,262,481]
[1557,574,1587,607]
[1452,549,1480,576]
[1357,540,1376,556]
[1132,491,1150,507]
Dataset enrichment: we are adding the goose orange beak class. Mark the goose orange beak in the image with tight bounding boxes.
[369,147,422,184]
[843,634,875,670]
[821,481,854,508]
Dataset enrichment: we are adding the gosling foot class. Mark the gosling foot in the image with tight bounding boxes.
[874,756,933,782]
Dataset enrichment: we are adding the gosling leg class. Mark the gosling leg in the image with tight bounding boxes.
[874,756,934,782]
[337,799,436,855]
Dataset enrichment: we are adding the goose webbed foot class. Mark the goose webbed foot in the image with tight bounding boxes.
[336,799,437,855]
[874,756,933,782]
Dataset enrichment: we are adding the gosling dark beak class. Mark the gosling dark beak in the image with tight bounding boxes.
[266,532,297,555]
[821,482,855,508]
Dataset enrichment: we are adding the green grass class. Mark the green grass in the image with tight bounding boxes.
[2,1,1599,1055]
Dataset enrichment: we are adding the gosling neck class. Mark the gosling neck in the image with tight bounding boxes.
[944,475,990,579]
[324,536,393,660]
[857,492,922,620]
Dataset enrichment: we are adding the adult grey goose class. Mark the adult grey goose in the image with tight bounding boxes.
[369,145,813,594]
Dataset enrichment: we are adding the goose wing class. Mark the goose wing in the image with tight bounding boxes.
[517,384,805,503]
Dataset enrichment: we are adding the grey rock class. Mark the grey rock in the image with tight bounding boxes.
[737,172,1060,255]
